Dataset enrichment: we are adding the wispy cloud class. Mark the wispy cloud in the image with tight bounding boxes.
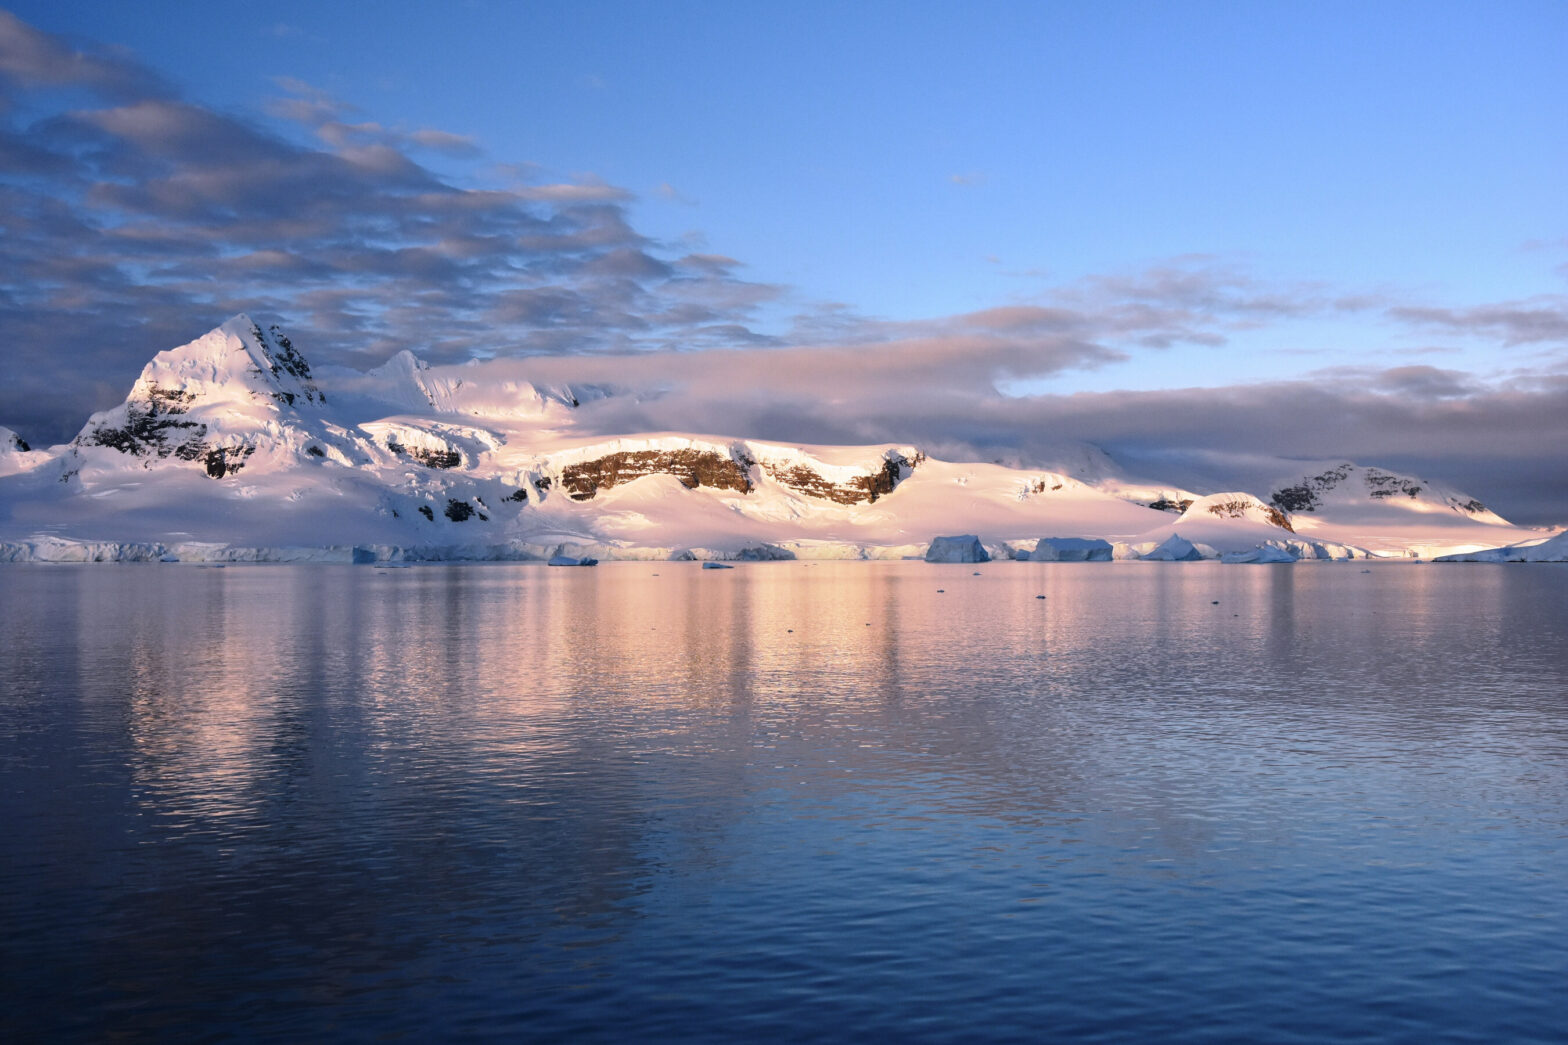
[0,14,780,436]
[1387,300,1568,347]
[1,12,1564,525]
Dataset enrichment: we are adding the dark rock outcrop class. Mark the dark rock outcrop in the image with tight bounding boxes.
[561,448,755,501]
[204,444,256,479]
[1203,497,1294,532]
[79,384,208,459]
[386,437,461,469]
[762,450,921,504]
[411,447,461,469]
[252,322,322,405]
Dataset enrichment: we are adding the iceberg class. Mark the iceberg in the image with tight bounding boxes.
[1141,535,1206,561]
[1220,544,1298,564]
[924,535,990,563]
[1030,537,1113,562]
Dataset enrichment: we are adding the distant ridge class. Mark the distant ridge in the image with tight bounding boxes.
[0,316,1545,562]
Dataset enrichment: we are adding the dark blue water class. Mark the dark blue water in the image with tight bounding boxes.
[2,562,1566,1042]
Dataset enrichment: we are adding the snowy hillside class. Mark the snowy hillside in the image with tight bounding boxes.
[0,317,1546,562]
[1265,461,1522,557]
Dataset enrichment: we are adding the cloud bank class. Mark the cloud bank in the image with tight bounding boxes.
[1,12,1565,526]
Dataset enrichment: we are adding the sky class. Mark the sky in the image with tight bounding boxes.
[1,2,1565,523]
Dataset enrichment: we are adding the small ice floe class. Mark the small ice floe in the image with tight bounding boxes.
[702,561,734,570]
[548,555,598,566]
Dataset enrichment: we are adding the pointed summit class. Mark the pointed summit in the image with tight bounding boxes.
[70,316,323,470]
[144,315,323,410]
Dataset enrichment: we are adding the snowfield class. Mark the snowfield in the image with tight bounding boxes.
[0,316,1556,564]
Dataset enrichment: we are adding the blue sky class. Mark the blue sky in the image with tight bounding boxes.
[16,1,1565,334]
[2,2,1566,520]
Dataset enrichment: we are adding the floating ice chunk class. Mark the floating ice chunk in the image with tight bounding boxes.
[1141,535,1205,561]
[924,535,990,563]
[1220,544,1298,564]
[1030,537,1113,562]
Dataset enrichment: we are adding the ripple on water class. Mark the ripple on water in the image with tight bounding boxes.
[1,562,1566,1042]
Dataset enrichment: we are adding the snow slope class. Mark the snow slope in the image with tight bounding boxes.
[1266,461,1523,557]
[0,317,1548,562]
[1128,493,1363,561]
[1434,530,1568,563]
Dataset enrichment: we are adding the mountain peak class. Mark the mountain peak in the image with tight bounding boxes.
[130,315,322,410]
[69,317,324,468]
[1270,461,1505,524]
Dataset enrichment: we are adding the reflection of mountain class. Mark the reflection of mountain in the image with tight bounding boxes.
[8,562,1568,1039]
[0,317,1544,561]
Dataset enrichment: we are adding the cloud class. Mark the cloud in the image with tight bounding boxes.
[398,345,1563,526]
[1388,300,1568,346]
[513,181,632,203]
[654,181,696,205]
[0,10,172,99]
[0,13,1563,527]
[0,14,782,441]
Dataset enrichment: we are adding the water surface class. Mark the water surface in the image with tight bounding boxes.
[2,562,1565,1042]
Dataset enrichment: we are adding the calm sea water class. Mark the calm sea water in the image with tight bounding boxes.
[2,561,1565,1043]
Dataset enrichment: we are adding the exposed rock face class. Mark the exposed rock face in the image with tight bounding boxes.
[254,323,322,405]
[561,449,754,501]
[72,316,324,477]
[1363,467,1423,500]
[1204,497,1294,532]
[1148,498,1194,514]
[444,499,487,522]
[204,444,256,479]
[78,385,210,460]
[1272,462,1491,516]
[413,446,462,469]
[762,450,921,504]
[383,435,463,469]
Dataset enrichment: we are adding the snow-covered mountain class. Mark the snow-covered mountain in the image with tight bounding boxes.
[0,317,1549,563]
[1434,529,1568,563]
